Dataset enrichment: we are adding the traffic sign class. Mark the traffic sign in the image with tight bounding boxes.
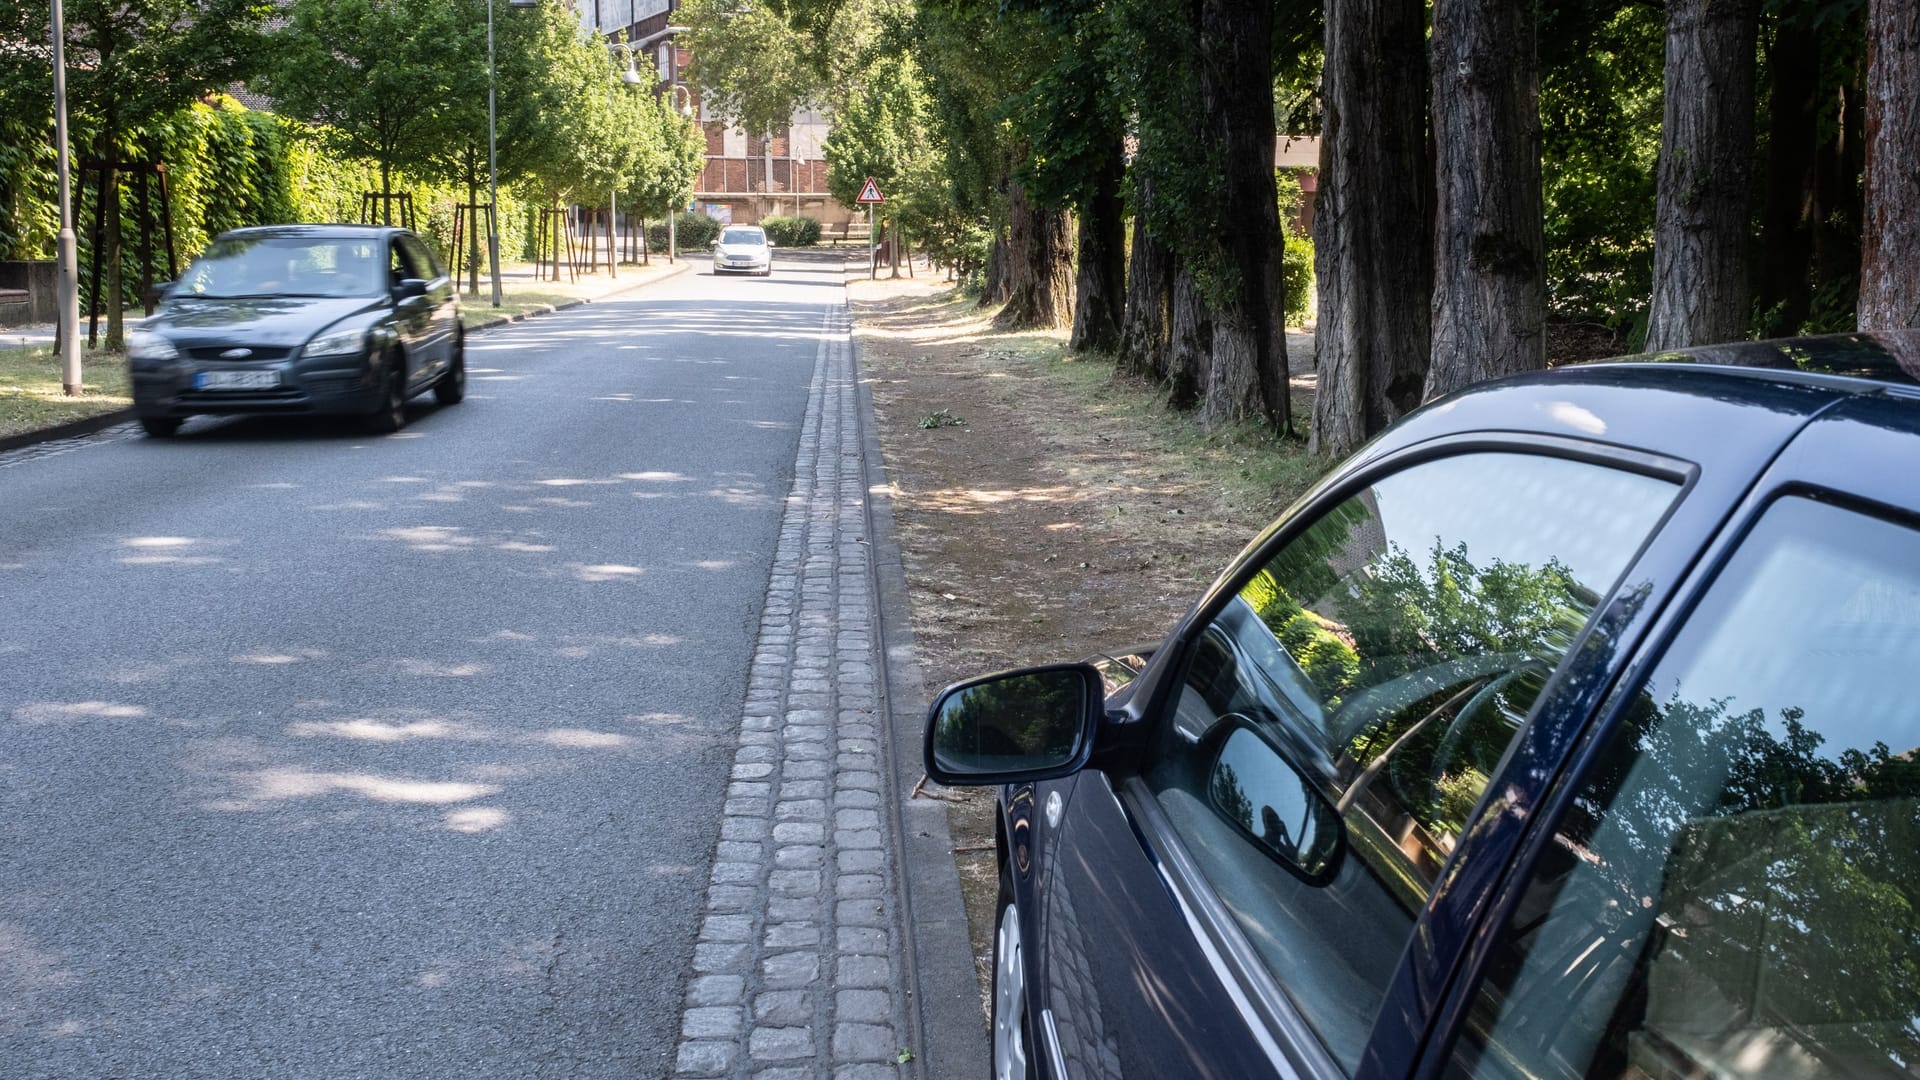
[855,177,885,204]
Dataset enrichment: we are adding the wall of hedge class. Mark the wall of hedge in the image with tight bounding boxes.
[0,95,537,309]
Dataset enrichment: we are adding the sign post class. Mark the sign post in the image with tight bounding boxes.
[855,176,885,280]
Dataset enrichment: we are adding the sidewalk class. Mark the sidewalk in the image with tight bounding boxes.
[668,283,984,1079]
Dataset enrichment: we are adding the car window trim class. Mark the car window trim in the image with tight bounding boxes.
[1405,472,1915,1079]
[1115,774,1345,1080]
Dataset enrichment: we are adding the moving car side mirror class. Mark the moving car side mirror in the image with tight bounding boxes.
[924,663,1103,785]
[1206,716,1344,884]
[394,278,428,300]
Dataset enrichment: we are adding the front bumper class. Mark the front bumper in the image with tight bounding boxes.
[131,360,384,417]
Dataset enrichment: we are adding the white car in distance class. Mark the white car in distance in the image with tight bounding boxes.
[712,225,773,276]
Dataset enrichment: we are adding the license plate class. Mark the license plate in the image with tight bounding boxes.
[194,370,279,390]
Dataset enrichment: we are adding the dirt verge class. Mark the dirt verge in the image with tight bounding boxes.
[849,270,1328,1013]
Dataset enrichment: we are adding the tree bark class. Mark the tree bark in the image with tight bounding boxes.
[1069,142,1126,354]
[1166,262,1211,410]
[980,229,1011,306]
[1860,0,1920,330]
[995,182,1075,330]
[1425,0,1545,400]
[1117,196,1174,382]
[1645,0,1759,351]
[1311,0,1432,457]
[1197,0,1290,431]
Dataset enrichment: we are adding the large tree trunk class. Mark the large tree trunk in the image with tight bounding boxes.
[1069,142,1126,354]
[995,182,1074,330]
[1425,0,1544,400]
[1311,0,1432,457]
[1859,0,1920,330]
[1166,262,1211,409]
[980,229,1011,306]
[1197,0,1290,431]
[1117,196,1174,382]
[1645,0,1759,350]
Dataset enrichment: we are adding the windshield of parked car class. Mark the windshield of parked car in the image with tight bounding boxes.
[180,236,385,299]
[720,227,766,246]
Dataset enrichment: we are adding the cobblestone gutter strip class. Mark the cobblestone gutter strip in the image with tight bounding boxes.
[673,304,914,1080]
[0,420,138,469]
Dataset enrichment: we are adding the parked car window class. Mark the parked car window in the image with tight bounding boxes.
[1446,496,1920,1080]
[1147,451,1679,1070]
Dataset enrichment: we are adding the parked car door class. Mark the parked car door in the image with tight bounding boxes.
[1032,445,1687,1078]
[1425,398,1920,1080]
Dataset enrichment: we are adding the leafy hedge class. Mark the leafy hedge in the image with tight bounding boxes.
[760,214,821,247]
[1281,232,1314,327]
[645,212,722,253]
[0,95,536,311]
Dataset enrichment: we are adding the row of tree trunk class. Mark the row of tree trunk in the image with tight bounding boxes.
[978,0,1918,458]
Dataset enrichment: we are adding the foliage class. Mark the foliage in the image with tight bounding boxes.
[761,214,822,246]
[624,96,707,221]
[681,0,824,139]
[1281,233,1314,327]
[645,212,722,252]
[1537,1,1664,327]
[261,0,467,192]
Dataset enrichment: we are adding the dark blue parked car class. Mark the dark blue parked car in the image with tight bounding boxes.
[926,332,1920,1080]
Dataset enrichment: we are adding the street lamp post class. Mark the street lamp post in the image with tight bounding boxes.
[51,0,80,393]
[667,84,693,264]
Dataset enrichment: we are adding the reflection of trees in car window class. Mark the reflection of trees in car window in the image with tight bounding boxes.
[1452,498,1920,1080]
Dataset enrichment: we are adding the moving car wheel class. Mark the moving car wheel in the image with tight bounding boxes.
[365,359,408,433]
[139,416,183,438]
[434,330,466,406]
[993,870,1037,1080]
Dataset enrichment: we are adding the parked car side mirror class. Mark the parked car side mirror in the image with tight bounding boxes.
[924,663,1103,785]
[1206,716,1344,884]
[394,278,428,300]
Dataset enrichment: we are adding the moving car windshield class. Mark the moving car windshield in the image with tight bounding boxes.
[720,227,766,245]
[181,236,384,299]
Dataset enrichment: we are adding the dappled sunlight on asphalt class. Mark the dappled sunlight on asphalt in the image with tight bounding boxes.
[12,701,149,724]
[203,769,501,811]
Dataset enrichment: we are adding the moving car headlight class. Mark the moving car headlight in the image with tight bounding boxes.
[126,329,178,362]
[305,325,369,358]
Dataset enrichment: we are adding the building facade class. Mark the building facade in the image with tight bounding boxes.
[581,0,851,227]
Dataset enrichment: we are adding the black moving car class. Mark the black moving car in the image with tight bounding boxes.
[927,331,1920,1080]
[128,224,464,436]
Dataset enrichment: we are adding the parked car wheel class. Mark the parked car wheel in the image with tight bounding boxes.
[434,331,466,406]
[992,870,1036,1080]
[139,416,183,438]
[365,358,408,433]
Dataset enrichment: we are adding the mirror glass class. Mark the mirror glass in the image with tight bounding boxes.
[1208,725,1342,880]
[929,668,1088,778]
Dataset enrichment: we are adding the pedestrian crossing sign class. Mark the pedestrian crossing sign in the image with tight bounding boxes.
[855,177,885,204]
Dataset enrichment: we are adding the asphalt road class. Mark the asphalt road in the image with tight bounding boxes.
[0,255,846,1077]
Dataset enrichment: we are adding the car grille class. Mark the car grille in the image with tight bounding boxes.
[177,387,306,404]
[185,345,296,362]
